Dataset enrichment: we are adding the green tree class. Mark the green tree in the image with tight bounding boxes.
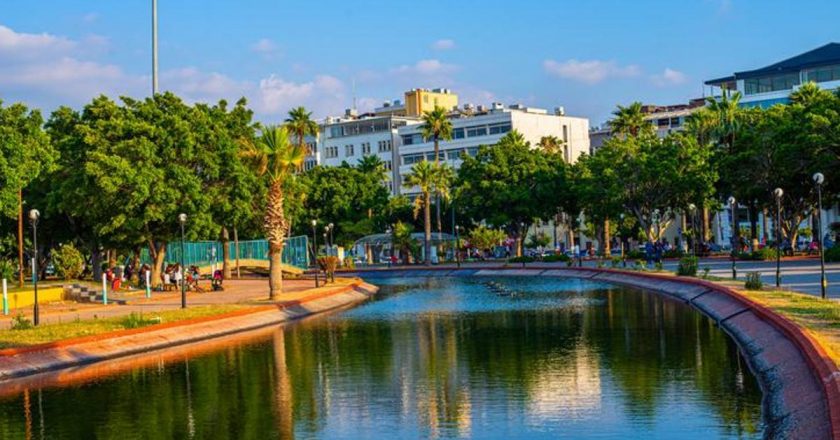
[467,225,506,255]
[284,106,319,166]
[391,221,417,264]
[0,101,54,286]
[610,102,651,138]
[538,135,565,156]
[421,106,454,234]
[403,160,437,265]
[241,125,305,298]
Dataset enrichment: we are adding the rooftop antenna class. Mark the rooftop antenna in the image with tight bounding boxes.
[352,77,357,111]
[152,0,158,94]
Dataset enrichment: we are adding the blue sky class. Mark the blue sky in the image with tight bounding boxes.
[1,0,838,125]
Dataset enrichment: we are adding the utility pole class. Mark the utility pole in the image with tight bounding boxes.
[152,0,159,94]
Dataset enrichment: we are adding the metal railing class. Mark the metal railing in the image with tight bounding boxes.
[140,236,309,269]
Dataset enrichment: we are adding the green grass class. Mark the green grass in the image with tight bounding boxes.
[0,305,248,349]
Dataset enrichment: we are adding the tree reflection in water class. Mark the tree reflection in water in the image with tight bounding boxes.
[0,277,762,439]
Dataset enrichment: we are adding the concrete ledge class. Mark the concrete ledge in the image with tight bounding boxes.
[0,281,378,381]
[344,266,840,440]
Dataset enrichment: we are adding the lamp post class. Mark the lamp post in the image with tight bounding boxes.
[728,196,737,280]
[178,213,187,309]
[814,173,827,298]
[774,188,784,288]
[328,223,334,256]
[619,213,626,267]
[688,204,697,257]
[520,222,526,267]
[455,225,461,269]
[311,220,319,288]
[29,209,40,326]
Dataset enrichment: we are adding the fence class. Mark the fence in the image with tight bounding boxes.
[140,236,309,269]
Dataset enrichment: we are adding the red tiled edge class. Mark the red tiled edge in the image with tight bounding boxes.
[347,265,840,439]
[0,280,369,358]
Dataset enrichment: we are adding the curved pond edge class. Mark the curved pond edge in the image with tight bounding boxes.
[343,266,840,440]
[0,280,378,382]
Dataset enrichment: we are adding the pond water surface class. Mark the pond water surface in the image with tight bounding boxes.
[0,276,763,439]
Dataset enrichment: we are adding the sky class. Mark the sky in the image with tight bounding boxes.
[1,0,838,126]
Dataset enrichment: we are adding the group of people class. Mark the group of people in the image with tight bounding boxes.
[160,263,203,292]
[101,262,225,293]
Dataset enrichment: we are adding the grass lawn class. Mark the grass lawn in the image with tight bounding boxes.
[0,305,250,349]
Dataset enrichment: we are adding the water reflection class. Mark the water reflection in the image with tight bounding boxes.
[0,277,762,439]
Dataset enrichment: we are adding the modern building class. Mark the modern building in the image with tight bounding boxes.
[705,42,840,108]
[397,102,590,196]
[589,99,705,154]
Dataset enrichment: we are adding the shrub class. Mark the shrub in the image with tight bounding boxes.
[121,312,161,329]
[701,267,711,279]
[676,256,698,276]
[664,249,684,259]
[634,259,646,270]
[738,248,780,261]
[508,256,535,264]
[654,261,664,271]
[542,254,571,263]
[0,259,14,281]
[825,246,840,262]
[342,257,356,269]
[10,313,33,330]
[317,256,340,273]
[626,250,645,260]
[52,243,85,280]
[610,257,622,268]
[744,272,763,290]
[596,259,605,268]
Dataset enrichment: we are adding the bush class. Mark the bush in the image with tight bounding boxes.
[0,259,14,281]
[10,313,33,330]
[676,256,698,276]
[634,259,646,270]
[664,249,684,259]
[542,254,571,263]
[701,266,711,279]
[52,243,85,280]
[738,248,780,261]
[121,312,161,329]
[626,250,645,260]
[508,256,535,264]
[654,261,664,271]
[744,272,763,290]
[825,246,840,262]
[610,257,622,268]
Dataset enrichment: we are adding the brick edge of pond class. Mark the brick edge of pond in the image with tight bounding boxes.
[0,281,379,381]
[344,266,840,440]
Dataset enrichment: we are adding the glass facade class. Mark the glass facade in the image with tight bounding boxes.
[806,65,840,83]
[744,73,800,95]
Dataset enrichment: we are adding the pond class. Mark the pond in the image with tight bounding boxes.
[0,276,763,439]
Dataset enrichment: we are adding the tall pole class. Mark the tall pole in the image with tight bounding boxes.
[152,0,159,94]
[233,227,241,279]
[179,213,187,308]
[814,173,827,298]
[774,188,783,288]
[17,189,23,287]
[455,226,461,268]
[311,220,319,288]
[450,200,456,264]
[729,196,737,280]
[30,210,39,326]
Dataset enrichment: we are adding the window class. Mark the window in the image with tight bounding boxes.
[402,153,425,165]
[488,123,512,135]
[401,134,423,145]
[384,160,392,171]
[670,117,680,126]
[304,159,317,171]
[425,152,445,161]
[378,140,392,152]
[345,144,354,156]
[325,146,338,158]
[466,147,479,157]
[744,73,800,95]
[453,128,465,139]
[657,118,669,127]
[447,149,464,160]
[562,125,568,142]
[466,126,488,137]
[806,65,840,83]
[361,142,371,155]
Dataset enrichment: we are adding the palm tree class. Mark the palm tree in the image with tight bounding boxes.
[403,160,437,265]
[610,102,648,138]
[421,106,453,234]
[705,88,742,151]
[538,135,565,156]
[357,154,389,181]
[241,125,305,298]
[285,106,319,164]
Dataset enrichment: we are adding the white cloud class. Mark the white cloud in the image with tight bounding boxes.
[391,59,457,76]
[543,59,641,84]
[431,39,455,51]
[256,74,345,117]
[251,38,277,54]
[651,68,688,86]
[0,25,75,58]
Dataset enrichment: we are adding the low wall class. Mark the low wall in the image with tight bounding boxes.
[345,266,840,440]
[3,286,65,310]
[0,281,378,381]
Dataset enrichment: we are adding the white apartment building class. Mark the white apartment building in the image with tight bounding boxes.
[397,103,590,196]
[304,112,421,194]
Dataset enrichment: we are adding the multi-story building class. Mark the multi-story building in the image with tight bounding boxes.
[589,99,705,154]
[397,102,589,196]
[705,42,840,108]
[374,88,459,117]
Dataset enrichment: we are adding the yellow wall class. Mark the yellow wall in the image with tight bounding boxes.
[6,287,65,310]
[404,89,458,116]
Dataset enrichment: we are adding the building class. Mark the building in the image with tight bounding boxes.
[589,99,705,154]
[705,42,840,108]
[374,88,459,117]
[397,102,589,196]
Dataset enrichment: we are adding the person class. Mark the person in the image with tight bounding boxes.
[809,240,819,255]
[172,264,183,289]
[212,269,224,291]
[645,241,654,267]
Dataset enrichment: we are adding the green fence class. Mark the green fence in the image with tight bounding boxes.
[140,236,309,269]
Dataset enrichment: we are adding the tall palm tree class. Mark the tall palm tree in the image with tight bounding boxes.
[285,106,319,165]
[403,160,437,265]
[357,154,389,181]
[538,135,565,156]
[421,106,453,234]
[705,88,742,151]
[610,102,648,138]
[241,125,305,298]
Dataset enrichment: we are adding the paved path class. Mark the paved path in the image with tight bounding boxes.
[1,278,324,329]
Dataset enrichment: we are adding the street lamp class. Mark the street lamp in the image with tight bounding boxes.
[728,196,737,280]
[774,188,784,287]
[688,203,697,257]
[520,222,527,267]
[178,213,187,309]
[619,213,626,266]
[328,223,334,256]
[311,219,319,288]
[814,172,827,298]
[455,225,461,269]
[29,209,40,326]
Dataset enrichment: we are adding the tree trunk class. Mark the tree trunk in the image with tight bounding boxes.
[17,188,24,287]
[220,226,232,280]
[702,206,711,241]
[603,218,611,256]
[269,249,283,298]
[424,192,432,266]
[762,208,769,241]
[150,241,166,289]
[91,244,102,282]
